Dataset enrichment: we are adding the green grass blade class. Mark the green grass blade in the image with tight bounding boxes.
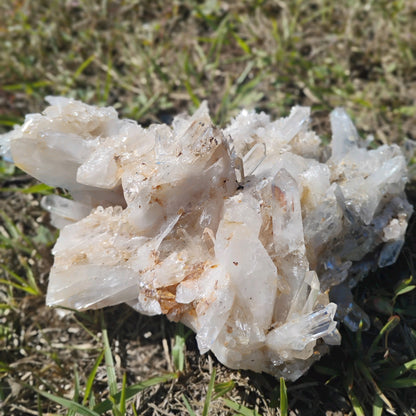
[119,373,127,416]
[2,81,50,92]
[0,160,15,177]
[235,61,255,87]
[37,390,100,416]
[372,394,383,416]
[357,361,394,411]
[21,183,55,195]
[0,183,55,195]
[394,276,415,299]
[172,323,188,372]
[0,264,28,286]
[0,278,39,295]
[381,358,416,380]
[366,316,400,359]
[102,328,118,397]
[202,368,216,416]
[347,389,365,416]
[0,210,20,240]
[344,365,365,416]
[381,378,416,388]
[280,377,288,416]
[0,115,23,126]
[131,402,139,416]
[222,398,262,416]
[395,284,416,297]
[37,393,42,416]
[61,54,96,94]
[93,373,178,414]
[67,366,80,416]
[102,55,112,103]
[0,210,34,248]
[184,80,201,108]
[232,33,251,54]
[89,393,96,409]
[0,361,11,371]
[213,380,235,399]
[182,394,197,416]
[19,256,41,295]
[73,365,80,401]
[0,235,33,255]
[134,93,160,121]
[82,351,105,406]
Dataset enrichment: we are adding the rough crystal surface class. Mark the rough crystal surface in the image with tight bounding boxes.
[0,97,412,380]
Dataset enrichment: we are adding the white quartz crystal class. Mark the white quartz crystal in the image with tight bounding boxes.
[1,97,412,380]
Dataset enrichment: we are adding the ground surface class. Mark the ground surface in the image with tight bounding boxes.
[1,1,416,415]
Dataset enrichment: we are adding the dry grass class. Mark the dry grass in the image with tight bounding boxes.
[1,1,416,415]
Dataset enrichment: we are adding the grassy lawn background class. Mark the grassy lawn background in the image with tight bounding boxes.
[0,1,415,415]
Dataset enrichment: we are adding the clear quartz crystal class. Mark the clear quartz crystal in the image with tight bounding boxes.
[1,97,412,380]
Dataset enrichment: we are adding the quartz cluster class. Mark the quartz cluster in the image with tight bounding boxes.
[0,97,412,380]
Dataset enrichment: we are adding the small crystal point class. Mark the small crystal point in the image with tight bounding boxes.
[271,168,305,257]
[330,107,359,159]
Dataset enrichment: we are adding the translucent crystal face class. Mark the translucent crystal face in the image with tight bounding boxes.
[0,97,412,380]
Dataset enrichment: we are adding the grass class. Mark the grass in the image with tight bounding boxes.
[0,0,416,414]
[35,322,179,416]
